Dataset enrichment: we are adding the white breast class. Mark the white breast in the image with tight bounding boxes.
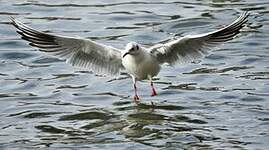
[122,50,161,80]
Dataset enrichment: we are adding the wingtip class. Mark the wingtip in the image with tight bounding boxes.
[241,11,250,19]
[242,11,250,24]
[234,11,249,26]
[245,11,250,17]
[9,16,15,24]
[9,16,20,28]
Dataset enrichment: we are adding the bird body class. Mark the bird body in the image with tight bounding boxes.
[11,12,249,102]
[122,43,160,80]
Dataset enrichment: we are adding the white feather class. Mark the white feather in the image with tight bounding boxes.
[11,18,123,75]
[149,12,249,65]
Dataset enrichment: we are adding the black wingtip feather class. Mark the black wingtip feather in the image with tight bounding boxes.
[210,11,249,42]
[11,18,61,50]
[29,42,61,49]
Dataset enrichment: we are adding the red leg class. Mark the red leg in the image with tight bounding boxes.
[133,83,140,102]
[150,81,157,96]
[132,76,140,103]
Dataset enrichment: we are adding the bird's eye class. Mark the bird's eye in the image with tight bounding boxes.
[130,48,134,51]
[136,45,139,50]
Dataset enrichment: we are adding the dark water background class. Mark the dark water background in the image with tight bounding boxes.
[0,0,269,149]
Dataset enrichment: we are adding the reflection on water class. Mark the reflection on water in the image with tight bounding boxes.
[0,0,269,149]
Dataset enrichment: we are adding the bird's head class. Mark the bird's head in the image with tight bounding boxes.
[122,42,140,58]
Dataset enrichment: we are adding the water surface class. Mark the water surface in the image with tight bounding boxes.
[0,0,269,149]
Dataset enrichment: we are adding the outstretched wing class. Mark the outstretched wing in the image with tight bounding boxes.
[11,18,124,75]
[149,12,249,65]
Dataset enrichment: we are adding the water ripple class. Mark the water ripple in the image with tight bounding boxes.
[25,16,81,21]
[1,0,269,149]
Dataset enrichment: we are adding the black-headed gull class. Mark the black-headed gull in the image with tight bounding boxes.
[11,12,249,102]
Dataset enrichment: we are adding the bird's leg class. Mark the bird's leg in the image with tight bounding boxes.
[150,81,157,96]
[149,76,157,96]
[132,76,140,102]
[133,83,140,102]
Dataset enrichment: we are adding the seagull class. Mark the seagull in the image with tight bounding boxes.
[11,12,249,102]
